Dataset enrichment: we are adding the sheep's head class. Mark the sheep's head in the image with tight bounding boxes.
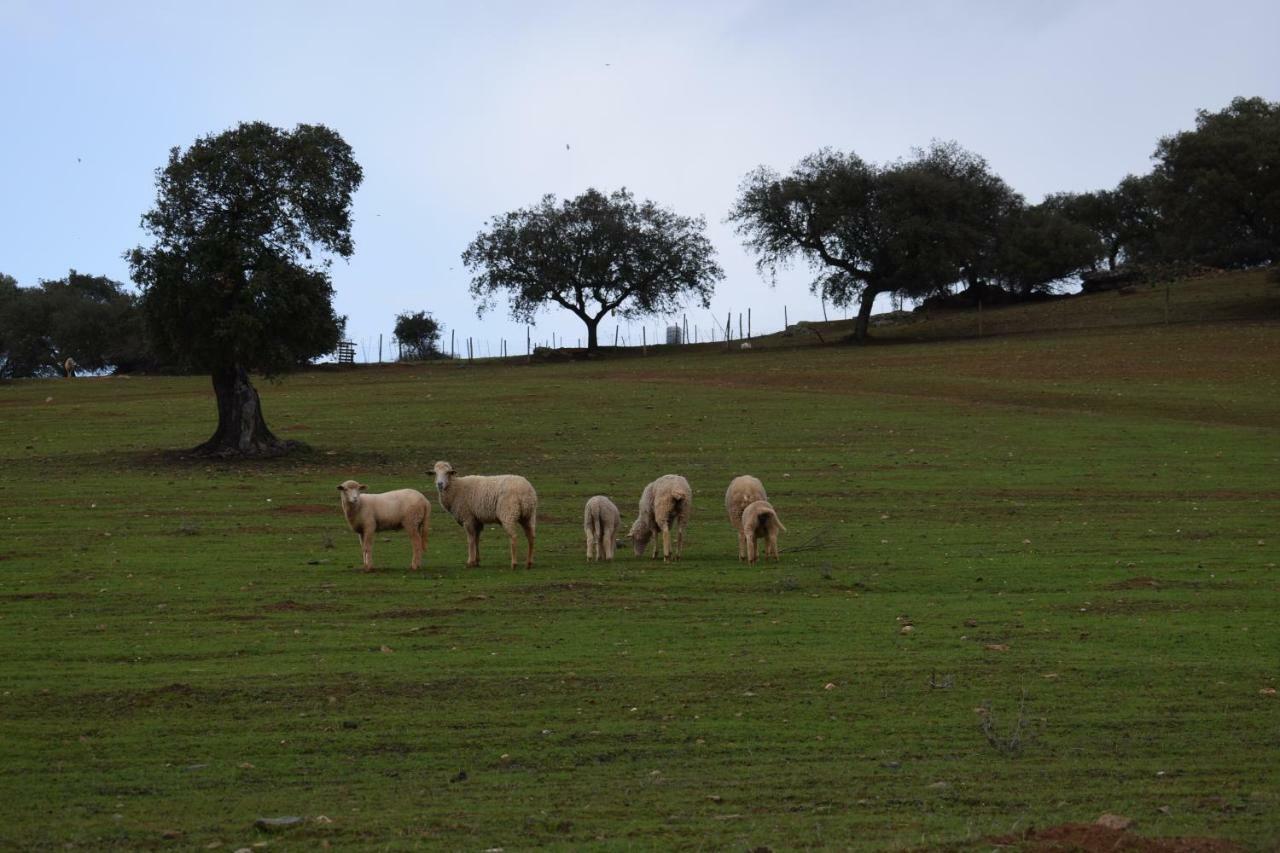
[628,518,652,555]
[432,461,455,492]
[337,480,367,505]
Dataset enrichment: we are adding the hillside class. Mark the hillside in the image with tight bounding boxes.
[0,271,1277,849]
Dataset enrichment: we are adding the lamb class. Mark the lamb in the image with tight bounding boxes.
[336,479,431,572]
[725,475,768,560]
[583,495,621,562]
[628,474,692,562]
[741,499,787,564]
[432,460,537,569]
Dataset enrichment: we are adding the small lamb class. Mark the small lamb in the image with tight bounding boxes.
[741,499,786,563]
[583,495,621,562]
[432,460,537,569]
[336,480,431,572]
[725,475,768,561]
[628,474,692,562]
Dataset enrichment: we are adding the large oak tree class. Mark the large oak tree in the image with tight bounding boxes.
[462,188,722,350]
[128,121,361,456]
[1148,96,1279,268]
[729,143,1012,341]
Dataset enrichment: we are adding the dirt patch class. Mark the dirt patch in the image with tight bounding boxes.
[261,599,339,612]
[0,591,71,601]
[275,504,331,515]
[513,581,606,595]
[370,607,463,619]
[1103,576,1236,591]
[1107,576,1163,590]
[986,823,1242,852]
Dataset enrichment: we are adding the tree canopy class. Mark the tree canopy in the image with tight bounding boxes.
[394,310,444,361]
[1147,96,1279,268]
[1044,175,1156,271]
[462,188,723,350]
[0,271,151,378]
[127,121,361,455]
[992,203,1101,296]
[729,142,1016,340]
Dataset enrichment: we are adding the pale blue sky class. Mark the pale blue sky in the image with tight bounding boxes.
[3,1,1277,358]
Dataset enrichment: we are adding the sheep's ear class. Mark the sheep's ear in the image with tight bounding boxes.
[336,485,344,491]
[358,484,368,491]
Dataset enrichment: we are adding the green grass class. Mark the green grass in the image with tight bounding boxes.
[2,272,1278,850]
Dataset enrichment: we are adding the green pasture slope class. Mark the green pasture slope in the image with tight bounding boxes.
[1,272,1278,850]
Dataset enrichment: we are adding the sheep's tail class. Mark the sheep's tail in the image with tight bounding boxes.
[769,508,786,533]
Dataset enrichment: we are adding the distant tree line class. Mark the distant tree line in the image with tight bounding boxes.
[0,270,156,378]
[727,95,1279,341]
[1,96,1273,456]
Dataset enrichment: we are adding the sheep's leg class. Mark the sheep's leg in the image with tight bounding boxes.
[505,523,519,570]
[604,529,615,561]
[661,524,672,562]
[769,532,780,561]
[746,532,758,564]
[361,531,375,572]
[676,522,685,561]
[523,520,535,569]
[585,532,595,561]
[408,517,423,570]
[465,521,481,568]
[738,528,748,561]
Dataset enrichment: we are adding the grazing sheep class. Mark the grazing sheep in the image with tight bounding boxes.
[63,357,77,378]
[583,495,621,561]
[432,460,537,569]
[739,341,752,350]
[725,475,768,560]
[741,499,786,563]
[336,480,431,572]
[628,475,692,562]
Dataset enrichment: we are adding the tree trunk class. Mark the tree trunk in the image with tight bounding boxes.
[585,316,601,351]
[852,286,884,343]
[193,365,293,457]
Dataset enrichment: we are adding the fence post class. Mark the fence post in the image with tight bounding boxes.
[450,330,455,359]
[615,326,619,347]
[784,305,788,329]
[642,326,647,356]
[747,308,751,339]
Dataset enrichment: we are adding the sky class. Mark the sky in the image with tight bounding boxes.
[2,0,1277,360]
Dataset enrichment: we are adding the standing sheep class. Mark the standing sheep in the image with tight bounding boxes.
[336,480,431,572]
[432,460,537,569]
[724,475,768,560]
[741,499,786,563]
[628,474,692,562]
[583,495,621,562]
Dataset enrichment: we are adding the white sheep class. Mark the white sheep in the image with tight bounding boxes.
[336,479,431,572]
[628,474,692,561]
[725,475,768,560]
[583,495,621,562]
[432,460,537,569]
[741,499,786,563]
[63,357,77,378]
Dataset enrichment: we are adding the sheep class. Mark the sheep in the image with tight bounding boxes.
[725,475,768,560]
[583,495,621,562]
[628,474,692,562]
[432,460,537,569]
[336,479,431,572]
[741,499,787,564]
[63,357,77,378]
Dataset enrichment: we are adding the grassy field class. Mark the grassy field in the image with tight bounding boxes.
[2,272,1278,850]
